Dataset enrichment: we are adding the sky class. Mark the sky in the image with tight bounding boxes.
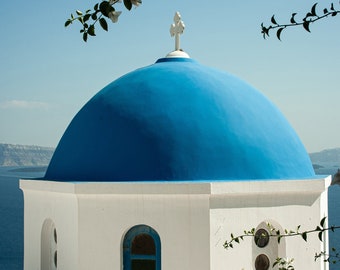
[0,0,339,153]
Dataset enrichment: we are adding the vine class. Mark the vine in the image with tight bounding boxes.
[64,0,141,42]
[261,2,340,40]
[224,217,340,270]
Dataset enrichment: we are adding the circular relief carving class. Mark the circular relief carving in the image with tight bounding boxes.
[254,228,269,248]
[255,254,270,270]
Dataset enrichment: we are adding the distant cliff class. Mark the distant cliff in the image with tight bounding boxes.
[0,143,54,166]
[309,148,340,165]
[0,142,339,168]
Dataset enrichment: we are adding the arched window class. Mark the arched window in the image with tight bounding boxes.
[123,225,161,270]
[41,219,58,270]
[252,220,286,270]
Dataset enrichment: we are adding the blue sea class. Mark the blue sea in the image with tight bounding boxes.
[0,166,339,270]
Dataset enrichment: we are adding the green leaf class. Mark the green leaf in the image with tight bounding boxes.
[100,1,114,17]
[78,17,84,24]
[124,0,132,10]
[99,18,108,31]
[83,32,88,42]
[330,3,335,11]
[76,10,83,16]
[323,8,328,14]
[290,13,297,23]
[91,13,98,20]
[276,28,284,41]
[235,237,240,243]
[303,21,311,32]
[261,23,270,38]
[94,3,99,10]
[88,25,96,36]
[332,12,337,17]
[64,20,72,27]
[302,232,308,241]
[315,226,321,231]
[305,12,313,18]
[271,15,278,25]
[320,217,326,227]
[310,3,318,17]
[84,14,91,22]
[318,231,323,241]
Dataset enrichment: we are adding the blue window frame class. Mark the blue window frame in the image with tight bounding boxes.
[123,225,161,270]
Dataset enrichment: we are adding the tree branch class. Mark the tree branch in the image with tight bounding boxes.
[261,2,340,40]
[64,0,141,42]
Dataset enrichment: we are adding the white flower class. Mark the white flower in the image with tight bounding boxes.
[131,0,142,7]
[108,10,122,23]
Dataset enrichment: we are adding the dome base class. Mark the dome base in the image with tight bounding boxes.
[166,50,190,58]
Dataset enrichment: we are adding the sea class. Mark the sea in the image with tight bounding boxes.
[0,166,339,270]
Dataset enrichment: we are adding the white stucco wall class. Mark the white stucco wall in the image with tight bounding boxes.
[21,181,78,270]
[210,179,331,270]
[75,187,211,270]
[20,177,330,270]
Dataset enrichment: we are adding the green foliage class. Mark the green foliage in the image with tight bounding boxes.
[273,257,295,270]
[315,247,340,265]
[124,0,132,11]
[223,228,254,249]
[261,2,340,40]
[65,0,142,42]
[224,217,340,269]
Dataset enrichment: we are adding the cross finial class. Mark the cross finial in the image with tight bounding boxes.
[170,12,185,51]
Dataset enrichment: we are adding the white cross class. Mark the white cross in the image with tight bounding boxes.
[170,12,185,51]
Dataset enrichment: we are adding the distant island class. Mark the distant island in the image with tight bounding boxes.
[0,143,54,166]
[0,143,339,169]
[309,148,340,165]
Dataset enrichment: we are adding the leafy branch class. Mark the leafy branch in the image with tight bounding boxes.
[261,2,340,40]
[315,247,340,265]
[224,217,340,249]
[64,0,141,42]
[224,217,340,269]
[273,257,295,270]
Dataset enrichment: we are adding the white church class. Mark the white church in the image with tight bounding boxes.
[20,12,331,270]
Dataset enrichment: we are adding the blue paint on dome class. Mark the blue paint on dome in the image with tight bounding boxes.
[45,57,315,182]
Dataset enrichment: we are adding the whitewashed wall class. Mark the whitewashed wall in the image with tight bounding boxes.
[21,177,330,270]
[210,179,330,270]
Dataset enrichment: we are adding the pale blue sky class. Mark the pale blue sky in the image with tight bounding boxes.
[0,0,339,152]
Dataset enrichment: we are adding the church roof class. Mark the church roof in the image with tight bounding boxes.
[45,57,315,182]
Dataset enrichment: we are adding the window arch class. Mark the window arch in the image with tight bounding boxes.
[252,220,286,270]
[41,219,58,270]
[123,225,161,270]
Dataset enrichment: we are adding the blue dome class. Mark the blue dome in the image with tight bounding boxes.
[45,57,314,182]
